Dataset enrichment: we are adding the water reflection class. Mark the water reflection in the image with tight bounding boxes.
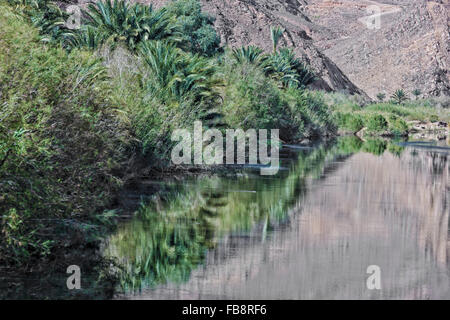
[105,137,449,299]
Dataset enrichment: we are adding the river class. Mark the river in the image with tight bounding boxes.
[104,137,449,299]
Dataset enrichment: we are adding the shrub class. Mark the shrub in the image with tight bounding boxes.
[376,93,386,102]
[264,48,315,89]
[0,5,131,264]
[165,0,221,56]
[429,114,439,123]
[83,0,179,51]
[232,45,265,65]
[361,139,387,156]
[388,115,408,135]
[365,114,388,132]
[391,89,408,105]
[335,113,364,133]
[139,40,221,104]
[221,59,334,141]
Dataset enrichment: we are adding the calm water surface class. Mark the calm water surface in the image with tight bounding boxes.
[105,137,450,299]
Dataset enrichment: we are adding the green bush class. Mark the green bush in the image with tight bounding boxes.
[222,63,295,135]
[335,113,364,133]
[81,0,179,51]
[221,58,334,141]
[390,89,408,105]
[166,0,221,56]
[264,48,315,89]
[429,114,439,123]
[0,5,131,264]
[388,115,408,135]
[139,40,221,104]
[365,114,388,132]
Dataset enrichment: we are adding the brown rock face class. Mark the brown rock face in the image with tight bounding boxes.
[304,0,450,99]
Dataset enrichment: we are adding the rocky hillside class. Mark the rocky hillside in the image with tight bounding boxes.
[304,0,450,99]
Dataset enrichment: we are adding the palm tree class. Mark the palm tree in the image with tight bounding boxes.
[376,93,386,102]
[265,48,315,89]
[391,89,408,104]
[270,26,285,53]
[412,89,421,100]
[67,25,105,50]
[139,41,221,103]
[85,0,180,50]
[232,45,265,65]
[28,0,76,46]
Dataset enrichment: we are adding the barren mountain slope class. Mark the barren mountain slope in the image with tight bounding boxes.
[304,0,450,99]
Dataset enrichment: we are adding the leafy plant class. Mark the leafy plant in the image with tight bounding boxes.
[232,45,265,65]
[376,93,385,102]
[412,89,421,100]
[270,25,284,53]
[365,114,388,132]
[84,0,179,50]
[264,48,315,89]
[23,0,76,46]
[139,40,221,104]
[391,89,408,105]
[165,0,220,56]
[335,113,364,132]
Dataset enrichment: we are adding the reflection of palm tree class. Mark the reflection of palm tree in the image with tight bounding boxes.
[106,139,385,293]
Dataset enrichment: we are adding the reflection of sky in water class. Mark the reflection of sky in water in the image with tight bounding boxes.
[106,138,450,300]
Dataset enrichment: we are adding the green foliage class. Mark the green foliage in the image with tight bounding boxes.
[361,139,387,156]
[67,25,106,50]
[221,60,334,141]
[139,40,221,104]
[165,0,220,56]
[365,114,388,132]
[376,93,386,102]
[387,142,405,157]
[335,113,364,133]
[264,48,315,89]
[9,0,76,47]
[270,25,284,53]
[387,115,408,135]
[83,0,179,50]
[132,41,222,156]
[429,114,439,123]
[0,5,131,264]
[391,89,408,105]
[412,89,421,99]
[221,62,297,137]
[232,45,265,65]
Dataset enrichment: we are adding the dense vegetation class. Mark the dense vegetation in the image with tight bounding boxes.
[0,0,333,276]
[327,93,449,136]
[0,3,132,265]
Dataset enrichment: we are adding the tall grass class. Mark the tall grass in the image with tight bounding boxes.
[0,3,132,264]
